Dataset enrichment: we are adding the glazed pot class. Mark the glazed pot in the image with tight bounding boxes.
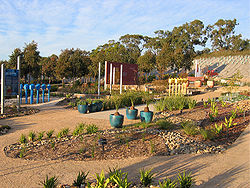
[126,108,138,120]
[194,80,202,87]
[109,114,124,128]
[78,104,88,114]
[207,80,214,88]
[140,111,153,123]
[88,103,97,113]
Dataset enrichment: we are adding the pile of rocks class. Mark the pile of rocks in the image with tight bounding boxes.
[0,125,11,135]
[0,107,39,119]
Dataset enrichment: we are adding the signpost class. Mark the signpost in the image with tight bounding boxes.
[1,56,21,114]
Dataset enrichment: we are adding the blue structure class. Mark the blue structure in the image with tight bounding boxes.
[29,84,35,104]
[41,84,46,103]
[47,84,51,102]
[24,84,29,104]
[20,84,23,104]
[35,84,40,104]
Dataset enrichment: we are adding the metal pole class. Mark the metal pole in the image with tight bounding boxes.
[1,64,5,114]
[110,63,112,94]
[120,64,123,94]
[17,56,20,111]
[104,61,107,90]
[98,62,101,98]
[113,67,115,85]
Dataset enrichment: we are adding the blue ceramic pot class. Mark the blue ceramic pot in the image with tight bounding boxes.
[140,111,153,123]
[110,114,124,128]
[78,105,88,114]
[88,103,97,113]
[126,108,138,120]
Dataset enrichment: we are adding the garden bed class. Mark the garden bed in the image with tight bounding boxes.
[0,106,39,119]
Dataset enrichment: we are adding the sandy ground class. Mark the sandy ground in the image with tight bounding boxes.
[0,95,249,188]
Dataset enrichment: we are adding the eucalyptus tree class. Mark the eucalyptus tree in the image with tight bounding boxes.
[41,54,58,83]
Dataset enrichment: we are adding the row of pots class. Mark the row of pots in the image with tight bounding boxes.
[77,102,103,114]
[109,108,153,128]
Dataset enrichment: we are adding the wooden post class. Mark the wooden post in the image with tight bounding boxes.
[1,64,5,114]
[104,61,107,90]
[110,63,112,94]
[98,62,101,98]
[120,64,123,94]
[17,56,21,111]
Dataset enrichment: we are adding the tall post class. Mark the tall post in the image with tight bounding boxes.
[113,67,115,85]
[110,63,112,94]
[17,56,20,111]
[120,64,123,94]
[98,62,101,98]
[104,61,107,90]
[1,64,5,114]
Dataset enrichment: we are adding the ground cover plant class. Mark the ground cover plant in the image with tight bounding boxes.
[4,98,250,162]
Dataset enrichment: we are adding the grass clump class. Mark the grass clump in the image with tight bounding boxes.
[19,134,27,144]
[28,131,36,142]
[38,131,45,141]
[156,119,175,130]
[93,170,110,188]
[46,130,54,139]
[73,171,89,187]
[73,123,85,136]
[159,178,177,188]
[86,124,98,134]
[40,175,59,188]
[200,128,215,140]
[140,168,154,187]
[177,171,194,188]
[181,121,198,136]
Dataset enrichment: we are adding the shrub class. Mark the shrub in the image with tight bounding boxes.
[156,120,175,130]
[93,170,110,188]
[20,134,27,144]
[46,130,54,139]
[200,128,215,140]
[177,171,194,188]
[38,131,45,141]
[73,123,85,136]
[77,100,88,106]
[140,168,154,187]
[62,128,69,136]
[86,124,98,134]
[223,117,237,129]
[28,131,36,142]
[73,171,89,187]
[181,121,198,136]
[213,123,223,134]
[159,178,177,188]
[40,175,59,188]
[112,171,131,188]
[154,98,166,112]
[188,99,196,109]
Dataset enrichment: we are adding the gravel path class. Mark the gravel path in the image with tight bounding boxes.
[0,97,249,187]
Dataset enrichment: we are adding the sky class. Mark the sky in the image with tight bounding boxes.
[0,0,249,60]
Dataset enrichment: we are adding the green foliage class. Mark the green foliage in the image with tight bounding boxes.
[200,128,215,140]
[86,124,98,134]
[73,171,89,187]
[154,98,166,112]
[177,171,194,188]
[73,123,85,136]
[93,170,110,188]
[188,99,196,109]
[40,175,59,188]
[139,168,154,187]
[38,131,45,141]
[57,128,70,138]
[181,121,198,136]
[224,117,237,129]
[159,179,177,188]
[77,100,88,105]
[112,171,131,188]
[46,130,54,139]
[20,134,27,144]
[203,101,209,108]
[149,140,155,154]
[231,108,238,119]
[142,92,153,107]
[28,131,36,142]
[19,147,26,158]
[209,100,218,122]
[111,94,123,112]
[213,123,223,134]
[156,120,175,130]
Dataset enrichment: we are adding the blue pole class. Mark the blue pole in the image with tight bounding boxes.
[30,84,35,104]
[24,84,29,104]
[20,84,23,104]
[41,84,46,103]
[47,84,51,102]
[35,84,40,104]
[42,90,45,103]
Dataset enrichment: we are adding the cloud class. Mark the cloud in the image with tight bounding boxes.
[0,0,249,60]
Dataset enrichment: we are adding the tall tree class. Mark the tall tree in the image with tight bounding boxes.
[23,41,41,82]
[8,48,23,69]
[137,50,156,74]
[41,54,58,83]
[207,18,246,51]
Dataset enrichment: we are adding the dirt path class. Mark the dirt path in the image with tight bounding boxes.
[0,98,249,187]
